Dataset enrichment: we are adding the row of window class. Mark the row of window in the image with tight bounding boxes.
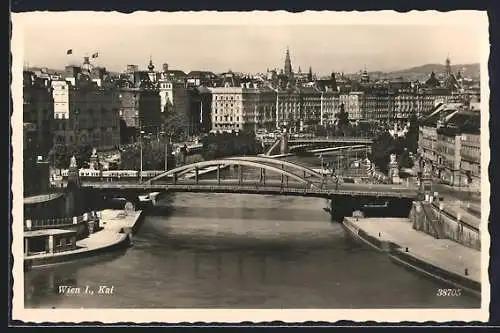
[460,146,480,159]
[213,116,241,122]
[214,95,241,101]
[213,123,241,128]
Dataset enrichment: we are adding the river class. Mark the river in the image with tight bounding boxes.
[24,193,480,308]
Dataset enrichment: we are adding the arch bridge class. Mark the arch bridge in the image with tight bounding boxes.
[146,157,326,189]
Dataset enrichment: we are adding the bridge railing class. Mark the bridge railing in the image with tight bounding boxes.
[83,182,418,199]
[24,211,101,231]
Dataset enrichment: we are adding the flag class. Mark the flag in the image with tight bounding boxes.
[92,52,99,58]
[66,49,73,55]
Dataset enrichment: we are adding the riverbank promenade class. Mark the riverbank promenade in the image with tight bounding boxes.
[343,217,481,295]
[25,209,143,268]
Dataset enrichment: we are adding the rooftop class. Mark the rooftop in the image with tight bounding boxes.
[24,192,64,205]
[24,228,77,238]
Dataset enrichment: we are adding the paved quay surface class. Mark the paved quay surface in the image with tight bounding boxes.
[344,217,481,284]
[25,209,142,262]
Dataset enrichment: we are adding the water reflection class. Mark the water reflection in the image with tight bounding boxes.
[25,193,480,309]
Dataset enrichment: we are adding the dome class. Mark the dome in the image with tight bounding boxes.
[425,71,440,87]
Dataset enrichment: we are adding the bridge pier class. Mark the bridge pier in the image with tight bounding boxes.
[280,131,289,155]
[217,165,221,185]
[195,167,199,184]
[328,198,356,223]
[238,165,243,185]
[173,173,178,184]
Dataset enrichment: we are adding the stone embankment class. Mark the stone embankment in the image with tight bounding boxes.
[343,217,481,298]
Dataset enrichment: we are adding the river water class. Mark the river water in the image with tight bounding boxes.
[24,192,479,309]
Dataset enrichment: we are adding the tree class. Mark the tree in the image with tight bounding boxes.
[398,148,414,169]
[47,144,93,169]
[119,119,135,144]
[405,113,420,153]
[164,111,189,141]
[48,144,69,169]
[314,125,327,137]
[370,132,395,174]
[120,141,175,170]
[335,103,350,136]
[200,132,262,159]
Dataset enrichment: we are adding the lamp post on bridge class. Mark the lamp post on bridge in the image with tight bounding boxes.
[139,128,145,182]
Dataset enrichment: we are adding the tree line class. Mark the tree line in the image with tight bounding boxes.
[200,132,263,160]
[369,114,419,174]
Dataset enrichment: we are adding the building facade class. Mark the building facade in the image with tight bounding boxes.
[435,126,463,186]
[52,80,121,150]
[320,91,340,126]
[209,84,276,133]
[276,88,301,131]
[460,132,481,190]
[340,91,364,123]
[187,86,213,135]
[23,71,54,157]
[418,102,480,189]
[118,87,162,139]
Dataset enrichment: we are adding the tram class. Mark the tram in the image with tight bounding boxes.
[60,169,164,181]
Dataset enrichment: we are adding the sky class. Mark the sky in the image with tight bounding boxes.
[22,24,482,75]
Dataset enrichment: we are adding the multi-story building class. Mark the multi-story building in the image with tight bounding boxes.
[363,88,390,123]
[393,90,418,124]
[51,61,121,150]
[158,75,189,115]
[258,87,277,131]
[209,83,276,133]
[186,71,217,87]
[320,90,340,126]
[117,87,161,139]
[340,91,364,123]
[187,86,213,134]
[436,126,463,186]
[210,86,246,133]
[299,87,322,129]
[158,75,191,136]
[460,131,481,190]
[418,103,461,171]
[23,71,54,156]
[275,87,301,131]
[158,62,187,83]
[418,102,480,188]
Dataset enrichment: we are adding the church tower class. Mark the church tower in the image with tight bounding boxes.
[284,47,293,78]
[445,56,452,76]
[147,56,156,83]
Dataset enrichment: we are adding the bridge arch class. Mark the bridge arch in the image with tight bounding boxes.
[226,156,324,180]
[146,159,320,188]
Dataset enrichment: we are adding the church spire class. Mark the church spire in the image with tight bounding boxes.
[445,55,452,76]
[284,47,293,78]
[148,55,155,72]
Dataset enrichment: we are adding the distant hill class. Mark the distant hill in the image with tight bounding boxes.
[363,63,480,81]
[386,63,480,80]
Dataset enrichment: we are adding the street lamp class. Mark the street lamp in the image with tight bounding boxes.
[139,129,145,182]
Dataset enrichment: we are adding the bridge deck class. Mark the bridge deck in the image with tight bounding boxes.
[81,181,418,199]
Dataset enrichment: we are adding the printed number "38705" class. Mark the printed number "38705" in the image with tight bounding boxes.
[436,288,462,296]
